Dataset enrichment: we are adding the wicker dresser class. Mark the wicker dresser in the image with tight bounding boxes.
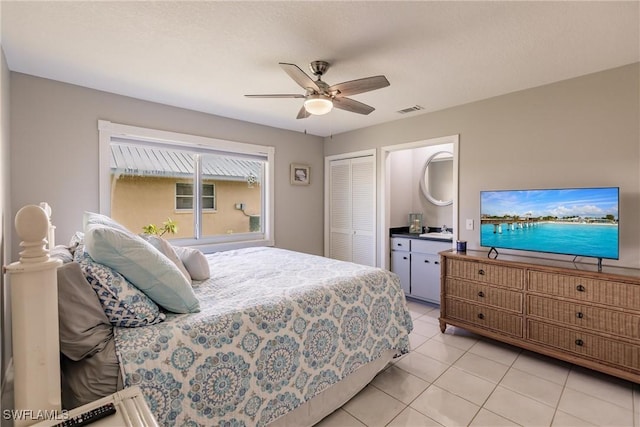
[439,250,640,383]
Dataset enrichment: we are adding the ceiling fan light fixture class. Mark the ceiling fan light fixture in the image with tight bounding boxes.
[304,95,333,115]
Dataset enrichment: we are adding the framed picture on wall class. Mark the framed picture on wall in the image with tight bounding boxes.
[290,164,310,185]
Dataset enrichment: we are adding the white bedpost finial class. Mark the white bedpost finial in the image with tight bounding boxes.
[15,204,50,263]
[5,204,62,425]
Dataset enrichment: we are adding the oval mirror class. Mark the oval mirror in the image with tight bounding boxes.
[420,151,453,206]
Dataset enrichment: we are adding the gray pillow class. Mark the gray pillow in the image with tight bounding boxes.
[60,340,122,409]
[58,262,113,361]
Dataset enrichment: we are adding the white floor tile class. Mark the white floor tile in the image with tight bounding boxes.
[315,409,366,427]
[564,366,634,410]
[469,408,521,426]
[453,352,510,383]
[511,350,570,385]
[409,332,430,350]
[394,351,450,383]
[406,299,434,315]
[414,339,465,365]
[386,407,443,427]
[342,385,406,427]
[431,327,479,351]
[558,387,634,427]
[371,365,429,405]
[551,410,598,427]
[411,318,442,338]
[468,339,520,366]
[484,386,555,426]
[410,385,480,427]
[434,366,496,406]
[500,367,564,407]
[634,385,640,427]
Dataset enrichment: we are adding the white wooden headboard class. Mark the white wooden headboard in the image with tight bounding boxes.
[4,204,61,426]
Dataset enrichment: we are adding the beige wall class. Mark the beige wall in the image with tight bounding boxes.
[111,176,261,237]
[326,63,640,268]
[9,73,325,260]
[0,44,11,390]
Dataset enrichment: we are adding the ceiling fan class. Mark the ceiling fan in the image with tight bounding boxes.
[245,61,390,119]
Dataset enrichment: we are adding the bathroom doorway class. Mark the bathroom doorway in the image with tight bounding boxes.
[379,135,459,269]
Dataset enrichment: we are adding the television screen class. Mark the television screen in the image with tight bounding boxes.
[480,187,619,260]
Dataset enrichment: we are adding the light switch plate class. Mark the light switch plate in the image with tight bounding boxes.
[466,219,474,230]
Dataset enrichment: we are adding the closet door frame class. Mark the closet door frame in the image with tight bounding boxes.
[324,149,377,266]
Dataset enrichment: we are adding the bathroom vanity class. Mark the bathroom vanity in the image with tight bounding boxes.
[390,228,453,304]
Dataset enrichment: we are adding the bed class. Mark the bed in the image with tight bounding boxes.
[8,206,413,427]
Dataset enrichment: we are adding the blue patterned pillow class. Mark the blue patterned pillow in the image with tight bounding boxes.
[74,247,166,327]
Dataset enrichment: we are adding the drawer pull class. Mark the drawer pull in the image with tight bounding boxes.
[434,261,440,265]
[424,260,430,263]
[403,256,408,260]
[575,339,584,346]
[576,284,586,292]
[477,313,485,320]
[478,269,485,275]
[576,312,584,319]
[477,291,485,298]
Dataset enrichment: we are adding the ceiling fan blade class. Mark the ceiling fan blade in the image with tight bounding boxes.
[296,105,311,119]
[329,75,390,97]
[279,63,320,92]
[245,94,305,98]
[332,97,375,115]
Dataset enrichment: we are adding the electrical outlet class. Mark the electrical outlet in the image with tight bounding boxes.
[466,219,474,230]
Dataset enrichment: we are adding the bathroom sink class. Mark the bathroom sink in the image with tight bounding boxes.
[418,232,453,240]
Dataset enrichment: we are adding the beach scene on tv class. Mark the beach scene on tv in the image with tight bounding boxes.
[480,187,619,259]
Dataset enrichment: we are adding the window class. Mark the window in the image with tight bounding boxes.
[176,183,215,210]
[99,121,274,251]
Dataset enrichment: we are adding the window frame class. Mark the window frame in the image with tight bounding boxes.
[99,120,275,251]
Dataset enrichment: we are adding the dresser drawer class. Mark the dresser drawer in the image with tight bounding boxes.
[445,259,524,289]
[528,295,640,340]
[390,237,411,251]
[528,270,640,310]
[445,298,523,337]
[445,279,522,313]
[527,320,640,373]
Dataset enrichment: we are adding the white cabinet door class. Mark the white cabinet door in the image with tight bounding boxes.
[390,250,411,295]
[410,253,441,303]
[329,155,375,266]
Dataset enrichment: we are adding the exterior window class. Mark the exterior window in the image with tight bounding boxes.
[176,183,215,210]
[99,121,274,251]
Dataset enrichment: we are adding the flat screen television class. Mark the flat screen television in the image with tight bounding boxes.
[480,187,619,264]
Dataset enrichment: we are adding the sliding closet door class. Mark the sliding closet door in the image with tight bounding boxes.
[328,154,376,266]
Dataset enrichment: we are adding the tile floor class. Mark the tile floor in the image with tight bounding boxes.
[316,298,640,427]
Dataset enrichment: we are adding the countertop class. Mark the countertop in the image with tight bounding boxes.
[390,227,454,242]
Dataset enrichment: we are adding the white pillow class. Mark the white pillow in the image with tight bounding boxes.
[142,235,191,282]
[83,211,129,233]
[85,224,200,314]
[172,245,211,281]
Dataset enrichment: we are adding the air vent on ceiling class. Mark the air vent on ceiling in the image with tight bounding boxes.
[396,105,424,114]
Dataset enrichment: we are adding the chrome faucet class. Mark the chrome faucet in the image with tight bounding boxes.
[441,224,448,233]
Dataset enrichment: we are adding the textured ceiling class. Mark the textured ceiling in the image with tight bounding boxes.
[2,1,638,137]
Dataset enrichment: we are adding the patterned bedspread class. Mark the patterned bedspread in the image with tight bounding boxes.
[114,247,413,426]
